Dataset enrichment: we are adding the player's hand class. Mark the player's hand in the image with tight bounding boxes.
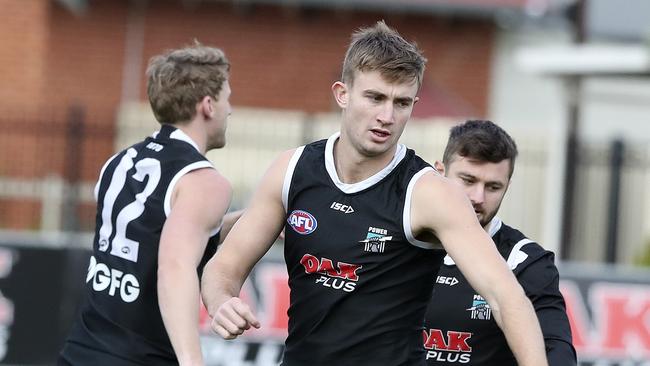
[210,297,260,339]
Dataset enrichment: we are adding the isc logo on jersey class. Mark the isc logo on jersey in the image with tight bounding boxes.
[86,255,140,303]
[436,275,459,286]
[330,202,354,214]
[287,210,317,235]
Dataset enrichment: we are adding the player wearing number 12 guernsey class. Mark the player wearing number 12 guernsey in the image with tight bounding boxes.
[59,43,236,366]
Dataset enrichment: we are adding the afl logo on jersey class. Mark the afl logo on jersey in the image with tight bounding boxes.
[287,210,317,235]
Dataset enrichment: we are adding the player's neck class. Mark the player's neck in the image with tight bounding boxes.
[175,123,207,154]
[333,139,396,184]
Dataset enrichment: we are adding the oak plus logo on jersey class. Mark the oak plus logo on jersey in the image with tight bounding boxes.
[330,201,354,214]
[467,294,491,320]
[300,254,362,293]
[86,255,140,303]
[287,210,317,235]
[423,328,473,364]
[358,226,392,253]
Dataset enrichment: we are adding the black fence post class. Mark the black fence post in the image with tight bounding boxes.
[605,138,624,264]
[61,104,85,232]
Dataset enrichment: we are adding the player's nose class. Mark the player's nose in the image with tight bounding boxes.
[467,185,485,205]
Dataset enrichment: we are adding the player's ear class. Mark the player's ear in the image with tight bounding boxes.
[198,95,213,119]
[433,160,445,175]
[332,81,348,108]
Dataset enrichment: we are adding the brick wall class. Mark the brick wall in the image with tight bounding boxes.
[0,0,494,229]
[47,1,128,126]
[2,1,494,120]
[5,0,496,135]
[0,0,50,111]
[140,2,493,114]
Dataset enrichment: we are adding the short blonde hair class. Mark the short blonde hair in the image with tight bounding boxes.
[341,21,426,88]
[146,42,230,124]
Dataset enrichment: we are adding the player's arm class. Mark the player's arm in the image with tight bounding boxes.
[200,149,294,340]
[411,172,548,366]
[518,253,577,365]
[158,168,232,366]
[218,209,244,244]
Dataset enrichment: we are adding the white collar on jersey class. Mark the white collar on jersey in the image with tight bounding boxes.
[443,216,503,266]
[324,131,407,194]
[151,127,201,153]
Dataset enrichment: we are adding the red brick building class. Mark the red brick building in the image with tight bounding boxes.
[0,0,505,229]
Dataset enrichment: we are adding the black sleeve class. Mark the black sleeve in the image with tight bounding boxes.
[516,250,577,366]
[546,338,577,366]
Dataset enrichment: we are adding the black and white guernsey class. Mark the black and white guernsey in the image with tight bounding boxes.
[281,133,445,366]
[423,217,576,365]
[60,125,221,366]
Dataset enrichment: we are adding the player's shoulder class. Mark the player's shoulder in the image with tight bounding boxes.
[414,170,469,208]
[130,133,207,169]
[299,137,331,165]
[494,222,542,252]
[408,147,429,164]
[304,137,328,150]
[257,147,302,192]
[274,147,302,170]
[494,221,554,272]
[401,148,433,176]
[176,167,231,201]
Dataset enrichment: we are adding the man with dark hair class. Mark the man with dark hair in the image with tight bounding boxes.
[59,43,238,366]
[201,22,548,366]
[424,119,576,365]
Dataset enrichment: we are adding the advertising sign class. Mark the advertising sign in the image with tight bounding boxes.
[0,242,648,365]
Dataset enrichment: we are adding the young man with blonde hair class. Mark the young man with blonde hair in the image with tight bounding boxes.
[201,22,548,365]
[60,43,236,366]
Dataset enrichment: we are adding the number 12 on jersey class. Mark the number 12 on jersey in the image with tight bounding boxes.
[97,148,161,263]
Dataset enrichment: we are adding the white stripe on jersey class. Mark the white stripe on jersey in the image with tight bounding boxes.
[324,132,407,194]
[164,161,214,211]
[443,217,533,270]
[282,146,305,212]
[169,128,200,152]
[403,167,442,250]
[443,217,502,266]
[94,152,121,202]
[506,238,533,270]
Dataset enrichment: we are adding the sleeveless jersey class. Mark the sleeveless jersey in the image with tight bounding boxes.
[423,218,576,365]
[281,133,446,366]
[59,125,221,366]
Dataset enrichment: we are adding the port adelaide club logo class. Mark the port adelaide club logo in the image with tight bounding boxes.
[287,210,318,235]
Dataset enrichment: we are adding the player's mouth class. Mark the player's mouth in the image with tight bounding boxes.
[370,128,391,142]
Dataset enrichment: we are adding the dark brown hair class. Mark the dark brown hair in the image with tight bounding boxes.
[443,120,518,178]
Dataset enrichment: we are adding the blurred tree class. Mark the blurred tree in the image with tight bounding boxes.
[634,238,650,267]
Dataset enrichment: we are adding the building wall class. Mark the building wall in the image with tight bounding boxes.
[488,29,650,264]
[1,0,495,121]
[0,0,495,230]
[0,0,50,111]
